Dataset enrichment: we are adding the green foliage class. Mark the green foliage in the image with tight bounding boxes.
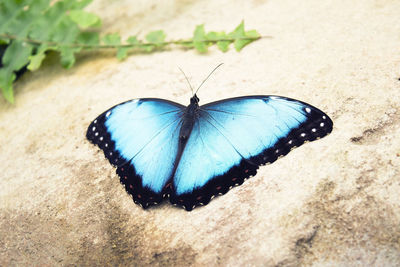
[145,30,166,45]
[0,0,261,103]
[69,9,101,28]
[0,0,99,103]
[193,25,208,52]
[102,33,121,46]
[0,40,33,103]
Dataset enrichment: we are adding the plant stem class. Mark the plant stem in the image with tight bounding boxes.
[0,33,267,50]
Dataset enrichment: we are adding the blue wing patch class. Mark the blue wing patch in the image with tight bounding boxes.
[87,98,184,208]
[87,95,333,211]
[169,96,332,210]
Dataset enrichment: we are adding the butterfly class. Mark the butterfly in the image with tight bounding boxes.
[86,67,333,211]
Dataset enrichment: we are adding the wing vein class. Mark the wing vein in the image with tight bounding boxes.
[118,112,183,168]
[201,107,255,118]
[200,111,249,161]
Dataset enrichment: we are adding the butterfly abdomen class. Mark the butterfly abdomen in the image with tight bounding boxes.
[179,95,200,140]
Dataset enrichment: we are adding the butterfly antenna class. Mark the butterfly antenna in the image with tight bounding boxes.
[195,63,224,95]
[178,66,195,96]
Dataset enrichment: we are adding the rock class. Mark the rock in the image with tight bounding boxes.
[1,0,399,265]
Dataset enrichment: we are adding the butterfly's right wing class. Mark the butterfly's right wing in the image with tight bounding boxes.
[170,96,333,210]
[86,98,184,208]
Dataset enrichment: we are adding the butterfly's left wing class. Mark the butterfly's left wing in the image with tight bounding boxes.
[87,98,185,208]
[170,96,333,210]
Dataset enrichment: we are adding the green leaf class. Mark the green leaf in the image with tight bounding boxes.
[28,0,51,14]
[60,47,80,69]
[69,10,101,28]
[70,0,93,10]
[4,4,41,38]
[193,25,208,53]
[245,29,261,39]
[229,21,260,51]
[76,31,100,46]
[229,21,245,37]
[127,36,139,45]
[103,33,121,45]
[28,52,46,71]
[205,31,217,41]
[206,31,230,52]
[217,41,230,52]
[29,1,69,41]
[103,33,135,59]
[103,33,122,56]
[0,0,49,36]
[0,69,16,103]
[0,1,24,32]
[115,36,140,60]
[2,40,33,71]
[145,30,166,45]
[142,44,155,52]
[116,47,128,60]
[49,16,80,43]
[143,31,166,52]
[27,43,49,70]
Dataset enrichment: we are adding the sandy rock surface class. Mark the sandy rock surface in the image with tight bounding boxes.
[1,0,400,265]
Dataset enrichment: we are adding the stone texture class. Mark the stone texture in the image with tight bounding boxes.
[1,0,400,265]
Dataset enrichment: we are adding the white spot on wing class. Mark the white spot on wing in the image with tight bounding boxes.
[305,107,311,113]
[320,122,325,127]
[300,133,306,137]
[312,128,317,132]
[322,115,326,120]
[106,111,111,117]
[92,126,96,131]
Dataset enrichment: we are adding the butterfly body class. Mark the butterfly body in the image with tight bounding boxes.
[87,94,333,211]
[179,95,199,141]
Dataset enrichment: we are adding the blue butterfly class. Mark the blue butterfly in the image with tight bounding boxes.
[86,68,333,211]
